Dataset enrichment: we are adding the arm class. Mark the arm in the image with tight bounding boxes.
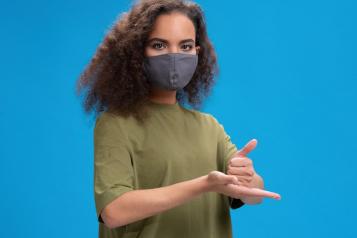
[101,175,210,229]
[101,171,280,229]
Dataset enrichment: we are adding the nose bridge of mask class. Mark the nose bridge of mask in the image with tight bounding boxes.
[169,53,179,88]
[170,53,198,89]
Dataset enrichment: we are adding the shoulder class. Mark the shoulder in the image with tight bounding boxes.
[94,112,135,145]
[95,111,135,128]
[94,112,119,133]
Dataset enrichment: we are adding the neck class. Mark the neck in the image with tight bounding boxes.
[149,87,177,104]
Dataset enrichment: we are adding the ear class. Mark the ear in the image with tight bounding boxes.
[195,46,200,55]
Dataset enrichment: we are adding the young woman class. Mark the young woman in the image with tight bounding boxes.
[77,0,281,237]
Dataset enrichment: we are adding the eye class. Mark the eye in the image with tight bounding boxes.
[152,42,166,50]
[181,44,193,51]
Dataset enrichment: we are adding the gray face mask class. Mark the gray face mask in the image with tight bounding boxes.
[143,53,198,90]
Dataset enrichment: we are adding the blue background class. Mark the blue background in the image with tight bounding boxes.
[1,0,356,237]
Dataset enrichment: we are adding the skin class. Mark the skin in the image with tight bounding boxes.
[100,12,281,229]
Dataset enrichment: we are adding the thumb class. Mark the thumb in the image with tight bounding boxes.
[236,139,258,157]
[221,174,239,185]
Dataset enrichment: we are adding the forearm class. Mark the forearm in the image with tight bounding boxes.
[102,175,211,228]
[239,173,265,204]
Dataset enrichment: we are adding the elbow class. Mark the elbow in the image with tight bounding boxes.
[101,206,127,229]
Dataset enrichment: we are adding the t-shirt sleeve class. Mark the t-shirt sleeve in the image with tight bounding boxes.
[93,113,135,223]
[213,116,245,210]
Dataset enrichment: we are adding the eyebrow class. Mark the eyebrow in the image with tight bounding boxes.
[146,37,195,44]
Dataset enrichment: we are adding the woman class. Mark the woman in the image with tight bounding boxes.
[77,0,281,237]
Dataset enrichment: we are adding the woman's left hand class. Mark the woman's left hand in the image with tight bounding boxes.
[227,139,258,187]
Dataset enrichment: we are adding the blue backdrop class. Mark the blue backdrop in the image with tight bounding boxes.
[1,0,356,237]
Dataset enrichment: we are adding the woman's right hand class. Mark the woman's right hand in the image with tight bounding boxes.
[206,171,281,200]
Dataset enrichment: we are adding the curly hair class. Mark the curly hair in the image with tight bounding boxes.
[76,0,219,122]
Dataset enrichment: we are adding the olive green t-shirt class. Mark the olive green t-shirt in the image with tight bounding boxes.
[93,100,245,238]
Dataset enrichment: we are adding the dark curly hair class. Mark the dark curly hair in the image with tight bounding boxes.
[76,0,219,122]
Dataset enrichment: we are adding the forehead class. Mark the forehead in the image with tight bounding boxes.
[148,12,196,41]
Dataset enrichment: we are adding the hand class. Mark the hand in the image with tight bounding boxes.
[207,171,281,200]
[227,139,258,187]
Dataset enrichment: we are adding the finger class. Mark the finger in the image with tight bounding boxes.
[235,175,253,183]
[237,182,251,187]
[229,157,251,167]
[236,139,258,157]
[238,186,281,200]
[227,166,254,176]
[235,178,251,187]
[220,174,240,185]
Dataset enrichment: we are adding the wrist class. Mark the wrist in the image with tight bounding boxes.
[199,175,214,193]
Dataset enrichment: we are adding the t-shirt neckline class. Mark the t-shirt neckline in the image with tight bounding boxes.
[147,99,181,111]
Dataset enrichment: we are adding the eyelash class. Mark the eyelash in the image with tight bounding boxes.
[151,42,193,51]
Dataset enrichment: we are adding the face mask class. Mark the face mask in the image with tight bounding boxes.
[143,53,198,90]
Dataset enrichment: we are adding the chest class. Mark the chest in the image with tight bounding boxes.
[128,117,220,188]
